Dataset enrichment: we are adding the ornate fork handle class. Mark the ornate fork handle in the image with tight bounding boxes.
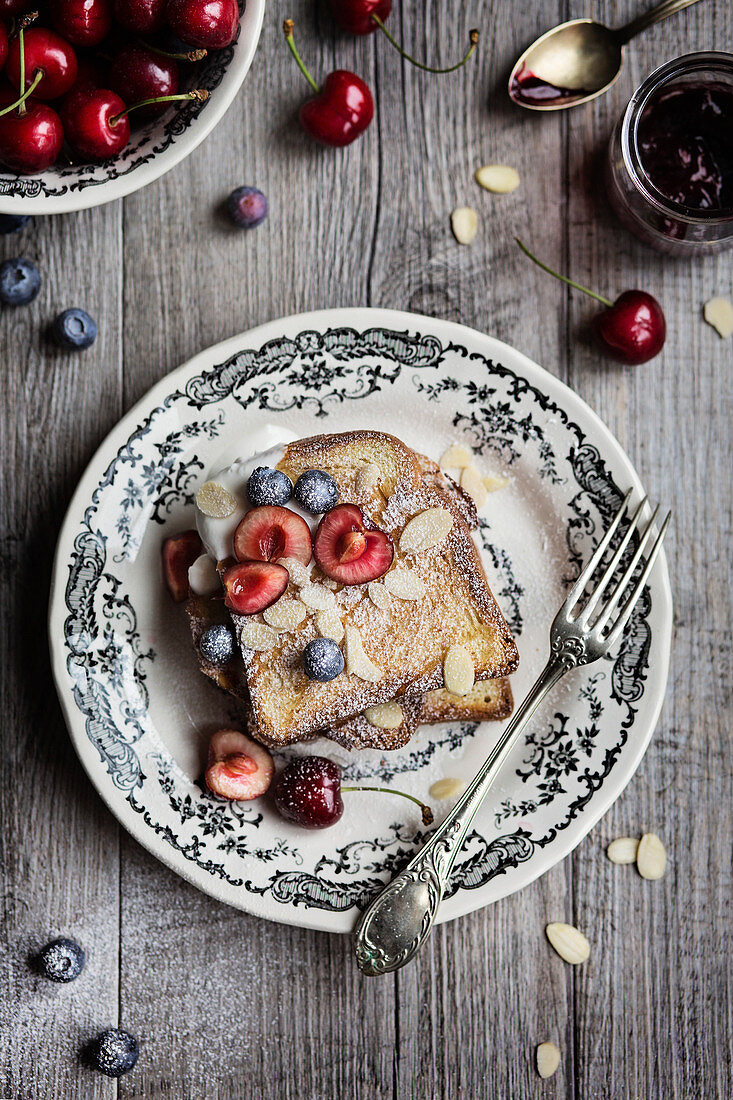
[353,640,590,976]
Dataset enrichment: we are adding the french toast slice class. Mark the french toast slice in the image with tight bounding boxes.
[227,431,518,747]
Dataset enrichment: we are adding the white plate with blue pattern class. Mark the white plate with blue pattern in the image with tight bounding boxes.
[49,308,672,933]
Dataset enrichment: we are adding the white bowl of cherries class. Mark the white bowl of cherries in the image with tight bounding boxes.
[0,0,265,215]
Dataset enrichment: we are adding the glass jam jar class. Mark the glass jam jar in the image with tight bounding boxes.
[606,53,733,256]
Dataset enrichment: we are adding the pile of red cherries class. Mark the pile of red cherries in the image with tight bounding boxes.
[0,0,241,175]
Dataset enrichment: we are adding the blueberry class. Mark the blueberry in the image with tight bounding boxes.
[302,637,344,682]
[247,466,292,507]
[293,470,339,514]
[37,937,85,983]
[52,308,97,350]
[227,186,268,229]
[0,257,40,306]
[0,213,30,235]
[88,1029,139,1078]
[199,624,235,666]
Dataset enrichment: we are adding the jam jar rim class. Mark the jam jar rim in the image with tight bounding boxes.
[621,51,733,224]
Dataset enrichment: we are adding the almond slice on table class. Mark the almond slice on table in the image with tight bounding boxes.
[451,206,478,245]
[315,609,345,643]
[536,1042,561,1079]
[400,507,453,553]
[474,164,520,193]
[195,480,238,518]
[545,922,590,965]
[439,443,473,470]
[263,598,307,631]
[239,621,279,652]
[429,777,466,800]
[383,568,426,600]
[606,836,639,864]
[443,645,475,696]
[636,832,666,880]
[460,464,488,507]
[364,701,404,729]
[368,581,392,610]
[703,296,733,338]
[344,625,383,682]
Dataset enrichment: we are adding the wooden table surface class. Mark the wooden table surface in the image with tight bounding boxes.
[2,2,731,1097]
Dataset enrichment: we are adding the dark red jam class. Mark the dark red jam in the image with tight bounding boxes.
[637,82,733,211]
[509,62,590,106]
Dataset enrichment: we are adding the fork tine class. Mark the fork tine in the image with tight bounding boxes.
[575,496,650,627]
[562,488,633,615]
[593,504,661,632]
[603,512,671,648]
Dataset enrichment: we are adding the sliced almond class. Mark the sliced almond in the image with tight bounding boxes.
[443,644,474,696]
[429,777,465,800]
[545,922,590,965]
[439,443,473,470]
[299,584,337,610]
[475,164,520,193]
[238,620,279,652]
[344,625,383,682]
[483,473,509,493]
[364,701,404,729]
[636,832,666,880]
[400,507,453,553]
[195,480,238,518]
[460,464,488,507]
[315,608,344,643]
[451,206,478,245]
[383,568,426,600]
[368,581,392,610]
[355,462,381,495]
[606,836,639,865]
[278,556,310,587]
[703,296,733,339]
[263,598,307,632]
[536,1042,561,1079]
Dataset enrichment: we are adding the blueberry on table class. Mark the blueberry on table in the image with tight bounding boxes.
[246,466,292,507]
[302,637,344,682]
[37,937,85,983]
[0,258,40,306]
[293,470,339,514]
[53,308,98,350]
[199,624,236,666]
[0,213,30,235]
[88,1028,139,1078]
[227,186,268,228]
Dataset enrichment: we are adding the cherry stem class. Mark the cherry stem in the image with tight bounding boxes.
[515,238,613,308]
[342,785,434,826]
[372,16,479,74]
[0,67,43,117]
[108,88,209,126]
[141,40,207,62]
[283,19,320,95]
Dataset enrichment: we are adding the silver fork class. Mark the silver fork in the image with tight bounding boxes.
[353,491,670,976]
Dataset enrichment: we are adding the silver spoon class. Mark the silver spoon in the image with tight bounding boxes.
[508,0,704,111]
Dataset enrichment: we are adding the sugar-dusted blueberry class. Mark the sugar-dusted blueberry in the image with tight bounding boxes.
[0,258,40,306]
[88,1028,139,1078]
[199,624,235,666]
[302,637,344,682]
[246,466,292,507]
[227,186,268,228]
[38,937,86,983]
[53,308,98,350]
[293,469,339,514]
[0,213,30,234]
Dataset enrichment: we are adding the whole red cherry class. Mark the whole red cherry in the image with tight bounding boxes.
[273,757,344,829]
[51,0,113,47]
[516,239,666,365]
[6,28,79,100]
[61,87,130,159]
[328,0,392,35]
[109,43,178,119]
[0,92,64,172]
[165,0,239,49]
[113,0,166,33]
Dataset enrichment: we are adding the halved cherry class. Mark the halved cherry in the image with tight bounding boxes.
[222,560,289,614]
[162,529,202,601]
[233,505,312,566]
[204,729,274,801]
[313,503,393,584]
